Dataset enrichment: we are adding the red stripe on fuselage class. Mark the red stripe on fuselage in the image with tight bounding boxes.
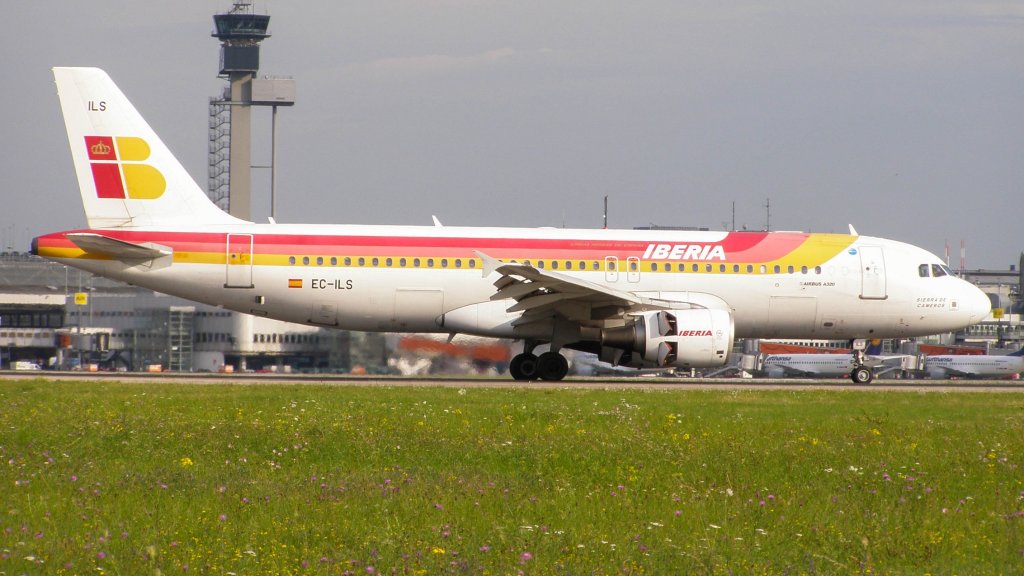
[35,229,808,262]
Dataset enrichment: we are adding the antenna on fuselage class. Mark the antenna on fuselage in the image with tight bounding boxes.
[603,195,608,229]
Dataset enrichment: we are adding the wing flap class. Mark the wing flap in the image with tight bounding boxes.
[474,250,707,326]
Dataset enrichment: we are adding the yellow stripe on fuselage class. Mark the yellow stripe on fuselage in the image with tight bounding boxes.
[41,233,858,276]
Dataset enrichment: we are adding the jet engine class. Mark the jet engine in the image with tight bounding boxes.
[600,309,734,368]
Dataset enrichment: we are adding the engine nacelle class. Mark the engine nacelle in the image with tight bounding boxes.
[602,309,734,368]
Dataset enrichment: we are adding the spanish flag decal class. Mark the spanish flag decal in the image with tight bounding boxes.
[288,279,302,289]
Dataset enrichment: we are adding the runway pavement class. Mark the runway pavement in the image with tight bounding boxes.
[1,370,1021,392]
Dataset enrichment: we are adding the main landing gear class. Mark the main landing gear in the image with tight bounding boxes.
[509,343,569,381]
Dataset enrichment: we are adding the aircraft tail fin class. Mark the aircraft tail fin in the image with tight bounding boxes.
[52,67,244,229]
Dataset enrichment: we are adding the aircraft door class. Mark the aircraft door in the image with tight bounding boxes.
[604,256,619,283]
[859,246,887,300]
[627,257,640,283]
[225,233,254,288]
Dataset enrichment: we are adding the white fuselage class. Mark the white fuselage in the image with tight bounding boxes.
[38,223,990,343]
[924,354,1024,379]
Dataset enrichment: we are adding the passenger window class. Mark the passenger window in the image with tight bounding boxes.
[399,258,407,267]
[441,258,449,268]
[566,261,573,270]
[733,264,740,273]
[344,257,351,266]
[705,263,712,272]
[692,263,699,272]
[469,259,476,269]
[760,265,767,274]
[385,258,393,267]
[787,265,794,274]
[719,264,726,273]
[607,261,615,271]
[302,256,310,265]
[288,256,296,265]
[358,257,366,266]
[455,259,462,268]
[746,264,753,273]
[316,256,324,266]
[774,265,781,273]
[427,258,434,267]
[652,263,659,272]
[801,266,808,274]
[330,257,338,266]
[538,261,545,269]
[678,263,685,272]
[592,261,600,271]
[919,264,930,277]
[372,257,379,267]
[552,261,559,270]
[932,264,947,277]
[413,258,421,267]
[630,261,638,272]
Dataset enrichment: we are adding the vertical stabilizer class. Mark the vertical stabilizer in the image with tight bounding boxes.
[53,67,245,229]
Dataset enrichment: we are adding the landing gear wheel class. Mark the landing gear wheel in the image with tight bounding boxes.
[851,365,873,384]
[537,351,569,381]
[510,353,539,381]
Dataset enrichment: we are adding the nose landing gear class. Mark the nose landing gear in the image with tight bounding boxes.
[850,344,873,384]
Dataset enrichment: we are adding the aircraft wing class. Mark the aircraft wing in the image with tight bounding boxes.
[475,251,704,327]
[766,362,815,377]
[65,232,173,268]
[927,365,974,378]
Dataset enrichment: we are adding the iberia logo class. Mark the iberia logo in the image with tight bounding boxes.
[85,136,166,200]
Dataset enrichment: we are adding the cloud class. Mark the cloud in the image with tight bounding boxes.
[342,47,552,83]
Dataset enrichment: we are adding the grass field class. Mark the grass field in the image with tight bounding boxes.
[1,380,1022,575]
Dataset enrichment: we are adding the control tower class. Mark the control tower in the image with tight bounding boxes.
[210,1,294,372]
[211,1,270,220]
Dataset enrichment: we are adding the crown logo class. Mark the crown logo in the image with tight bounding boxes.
[90,141,111,155]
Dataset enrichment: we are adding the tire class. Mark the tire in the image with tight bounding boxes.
[510,353,539,381]
[851,366,873,384]
[537,352,569,381]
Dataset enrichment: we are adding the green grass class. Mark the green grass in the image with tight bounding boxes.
[1,381,1022,575]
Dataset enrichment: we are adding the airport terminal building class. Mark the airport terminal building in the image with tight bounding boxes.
[0,252,393,372]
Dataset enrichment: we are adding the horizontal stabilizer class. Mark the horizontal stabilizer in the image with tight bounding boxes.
[65,232,172,266]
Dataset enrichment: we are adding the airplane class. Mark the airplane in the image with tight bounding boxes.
[31,67,992,383]
[759,353,911,379]
[923,348,1024,379]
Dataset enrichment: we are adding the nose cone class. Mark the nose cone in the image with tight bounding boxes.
[961,283,992,325]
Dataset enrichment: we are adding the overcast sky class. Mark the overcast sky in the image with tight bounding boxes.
[2,1,1021,268]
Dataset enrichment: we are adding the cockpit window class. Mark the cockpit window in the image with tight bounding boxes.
[931,264,947,277]
[919,264,930,277]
